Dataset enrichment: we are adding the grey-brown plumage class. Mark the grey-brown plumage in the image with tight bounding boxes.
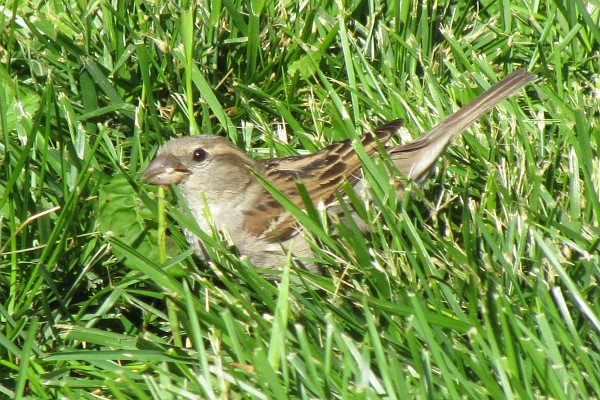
[141,70,534,272]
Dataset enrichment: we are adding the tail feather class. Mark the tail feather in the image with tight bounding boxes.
[389,69,535,184]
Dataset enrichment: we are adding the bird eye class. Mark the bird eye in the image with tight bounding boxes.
[192,148,207,162]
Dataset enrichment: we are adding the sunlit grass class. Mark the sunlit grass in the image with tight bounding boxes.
[1,0,599,398]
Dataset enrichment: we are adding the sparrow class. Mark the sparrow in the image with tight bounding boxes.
[141,69,535,273]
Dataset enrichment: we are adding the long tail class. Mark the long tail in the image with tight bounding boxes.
[389,69,535,184]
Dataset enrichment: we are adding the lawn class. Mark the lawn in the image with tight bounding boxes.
[1,0,599,398]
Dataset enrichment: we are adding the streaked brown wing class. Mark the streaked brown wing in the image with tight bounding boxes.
[263,119,402,204]
[244,119,403,241]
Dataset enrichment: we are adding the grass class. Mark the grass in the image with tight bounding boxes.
[1,0,599,398]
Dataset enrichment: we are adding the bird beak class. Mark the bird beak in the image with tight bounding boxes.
[140,153,191,186]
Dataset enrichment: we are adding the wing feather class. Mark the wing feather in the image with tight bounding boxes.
[244,119,403,241]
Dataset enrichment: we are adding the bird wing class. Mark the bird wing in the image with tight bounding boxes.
[243,119,403,241]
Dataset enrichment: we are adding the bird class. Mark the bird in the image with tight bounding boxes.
[141,69,535,273]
